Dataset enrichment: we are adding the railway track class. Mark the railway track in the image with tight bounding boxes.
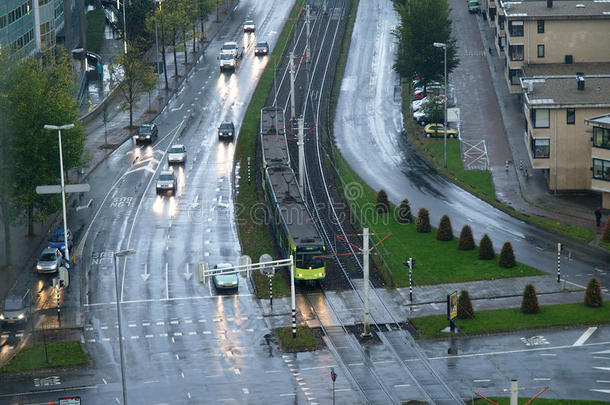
[268,0,465,403]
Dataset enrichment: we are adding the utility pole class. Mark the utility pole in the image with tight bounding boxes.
[362,227,371,337]
[289,51,296,121]
[305,5,311,99]
[297,117,305,197]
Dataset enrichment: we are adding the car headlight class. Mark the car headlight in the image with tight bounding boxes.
[17,313,24,319]
[50,264,57,269]
[228,132,233,136]
[146,135,151,138]
[0,314,5,320]
[37,265,43,270]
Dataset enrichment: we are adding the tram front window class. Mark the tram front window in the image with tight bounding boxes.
[296,253,323,269]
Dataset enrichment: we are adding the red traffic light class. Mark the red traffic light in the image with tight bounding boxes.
[330,368,337,382]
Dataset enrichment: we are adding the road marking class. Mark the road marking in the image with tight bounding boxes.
[189,331,197,335]
[595,349,610,354]
[142,322,150,326]
[157,321,165,326]
[300,365,337,371]
[102,378,107,385]
[130,336,139,339]
[234,368,240,375]
[393,384,409,388]
[373,360,395,364]
[280,393,296,397]
[574,327,597,346]
[0,385,97,398]
[143,380,159,384]
[594,367,610,371]
[170,320,179,325]
[203,331,212,334]
[540,353,556,356]
[166,263,169,299]
[172,337,175,343]
[595,356,610,360]
[185,319,193,324]
[591,389,610,394]
[87,339,96,343]
[176,354,180,360]
[533,378,550,381]
[128,323,137,328]
[242,388,249,394]
[348,362,363,366]
[145,334,154,339]
[159,333,168,337]
[102,338,111,342]
[84,294,255,306]
[596,380,610,383]
[181,372,185,379]
[473,379,491,382]
[266,370,280,374]
[199,319,206,323]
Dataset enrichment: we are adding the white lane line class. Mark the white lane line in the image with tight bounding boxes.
[0,386,97,399]
[540,353,556,356]
[87,339,96,343]
[300,365,337,371]
[130,336,139,340]
[234,368,240,375]
[102,378,107,385]
[574,327,598,346]
[280,393,296,397]
[170,320,179,325]
[176,354,180,360]
[242,388,249,394]
[156,321,165,326]
[393,384,410,388]
[266,370,280,374]
[102,338,111,342]
[159,333,168,337]
[596,380,610,383]
[145,335,154,339]
[533,378,550,381]
[473,379,490,383]
[198,319,206,323]
[594,356,610,360]
[128,323,137,328]
[85,294,255,306]
[166,263,169,300]
[142,322,150,326]
[594,367,610,371]
[591,389,610,394]
[203,331,212,334]
[348,362,363,366]
[189,331,197,336]
[594,349,610,354]
[185,319,193,324]
[181,372,185,379]
[187,392,191,399]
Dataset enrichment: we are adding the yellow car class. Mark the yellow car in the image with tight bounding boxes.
[424,123,458,138]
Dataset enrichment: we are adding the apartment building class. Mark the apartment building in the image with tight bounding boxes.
[0,0,79,59]
[492,0,610,93]
[587,114,610,208]
[520,74,610,206]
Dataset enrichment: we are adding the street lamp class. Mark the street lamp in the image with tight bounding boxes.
[154,0,164,79]
[112,248,135,405]
[433,42,448,168]
[117,0,127,54]
[43,124,75,267]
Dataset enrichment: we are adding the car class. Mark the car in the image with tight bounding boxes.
[36,248,64,274]
[412,110,429,126]
[424,123,458,138]
[468,0,481,13]
[135,123,158,144]
[412,88,427,100]
[0,289,32,326]
[156,170,177,195]
[254,41,269,56]
[220,42,241,59]
[48,228,73,252]
[243,20,256,32]
[218,122,235,140]
[411,97,429,112]
[219,53,238,72]
[168,144,186,165]
[212,263,239,291]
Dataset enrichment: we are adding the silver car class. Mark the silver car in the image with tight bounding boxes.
[0,289,32,325]
[243,20,255,32]
[36,247,63,274]
[168,144,187,165]
[156,170,177,195]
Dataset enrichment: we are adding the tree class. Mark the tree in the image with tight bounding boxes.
[457,290,474,319]
[117,46,157,128]
[521,284,540,314]
[478,234,494,260]
[458,225,475,250]
[124,0,156,51]
[416,208,430,233]
[603,219,610,242]
[393,0,459,86]
[9,51,87,236]
[436,214,453,241]
[396,198,413,224]
[499,242,516,268]
[422,95,444,124]
[585,277,603,308]
[375,189,390,214]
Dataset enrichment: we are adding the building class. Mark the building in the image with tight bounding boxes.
[586,114,610,208]
[520,74,610,206]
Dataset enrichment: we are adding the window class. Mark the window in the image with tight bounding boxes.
[509,69,522,85]
[509,44,524,61]
[531,108,550,128]
[498,15,505,30]
[566,108,575,125]
[531,137,550,158]
[509,21,524,37]
[593,127,610,149]
[537,20,545,33]
[593,158,610,181]
[537,44,545,58]
[0,16,6,29]
[490,7,496,21]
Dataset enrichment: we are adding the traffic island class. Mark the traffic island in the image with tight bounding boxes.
[275,326,324,353]
[1,341,89,373]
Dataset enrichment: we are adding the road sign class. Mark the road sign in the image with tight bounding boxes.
[36,184,90,194]
[259,254,275,277]
[59,397,81,405]
[239,255,252,277]
[447,291,458,320]
[330,367,337,382]
[447,107,460,123]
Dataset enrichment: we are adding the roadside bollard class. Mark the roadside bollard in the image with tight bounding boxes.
[505,160,509,171]
[519,160,523,172]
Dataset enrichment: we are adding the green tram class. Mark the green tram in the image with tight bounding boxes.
[260,106,326,281]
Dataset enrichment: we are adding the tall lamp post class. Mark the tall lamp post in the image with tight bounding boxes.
[117,0,127,54]
[433,42,448,168]
[113,249,135,405]
[154,0,164,91]
[43,124,74,267]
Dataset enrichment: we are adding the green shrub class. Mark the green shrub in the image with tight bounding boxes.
[457,290,474,319]
[396,198,413,224]
[478,234,495,260]
[436,214,453,241]
[375,189,389,214]
[521,284,540,314]
[415,208,431,233]
[458,225,475,250]
[585,277,603,308]
[498,242,516,268]
[603,219,610,242]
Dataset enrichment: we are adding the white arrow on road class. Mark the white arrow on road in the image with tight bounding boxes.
[141,264,150,281]
[76,199,94,212]
[184,263,192,280]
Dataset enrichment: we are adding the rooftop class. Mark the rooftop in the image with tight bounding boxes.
[521,75,610,107]
[585,113,610,127]
[524,62,610,77]
[502,0,610,19]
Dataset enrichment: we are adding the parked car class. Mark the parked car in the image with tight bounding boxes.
[468,0,481,13]
[168,144,187,165]
[212,263,239,291]
[243,20,256,32]
[156,170,177,195]
[0,289,32,326]
[36,247,64,274]
[135,123,158,144]
[411,97,429,112]
[412,110,429,126]
[48,228,73,252]
[218,122,235,140]
[255,41,269,56]
[424,123,458,138]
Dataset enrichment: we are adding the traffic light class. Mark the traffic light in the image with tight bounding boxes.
[403,257,416,270]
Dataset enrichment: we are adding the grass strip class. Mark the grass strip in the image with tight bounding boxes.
[234,1,305,298]
[1,341,88,373]
[275,326,317,352]
[484,398,608,405]
[86,10,106,55]
[410,302,609,339]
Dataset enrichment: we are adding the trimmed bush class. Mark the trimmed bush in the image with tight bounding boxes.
[603,219,610,242]
[376,189,390,214]
[585,277,603,308]
[458,225,475,250]
[415,208,431,233]
[457,290,474,319]
[498,242,516,268]
[436,215,453,241]
[478,234,495,260]
[521,284,540,314]
[396,198,413,224]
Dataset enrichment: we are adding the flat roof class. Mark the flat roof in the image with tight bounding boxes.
[521,75,610,107]
[585,113,610,127]
[503,0,610,19]
[524,62,610,77]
